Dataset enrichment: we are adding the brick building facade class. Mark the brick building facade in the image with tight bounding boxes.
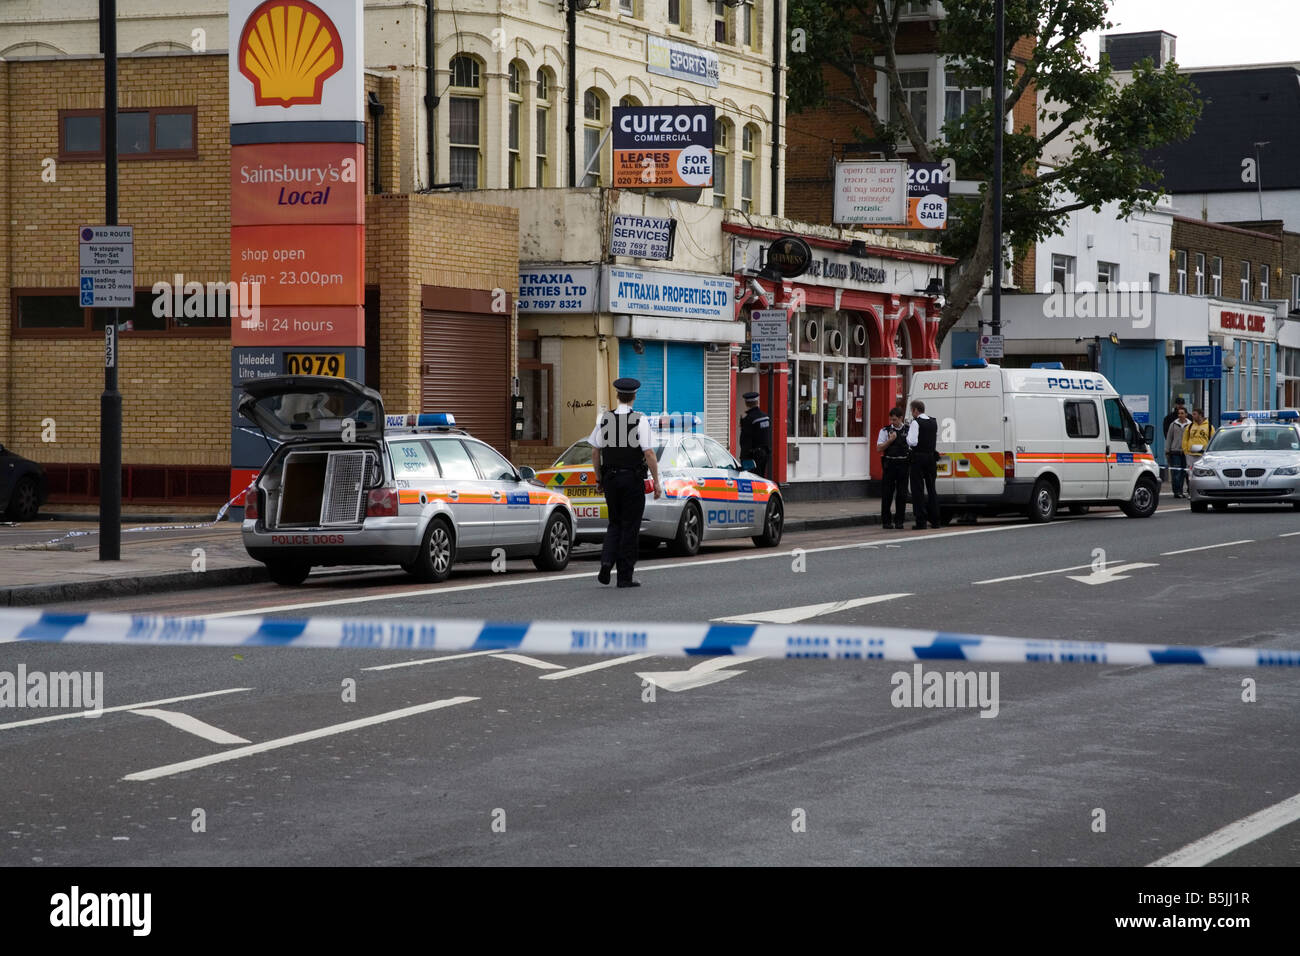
[0,50,518,508]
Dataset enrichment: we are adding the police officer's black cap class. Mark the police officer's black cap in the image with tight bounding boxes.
[742,391,760,402]
[613,377,641,393]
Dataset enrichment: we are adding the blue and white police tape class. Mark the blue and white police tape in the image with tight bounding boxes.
[1,609,1298,668]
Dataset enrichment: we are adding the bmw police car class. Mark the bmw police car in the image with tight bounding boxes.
[535,415,784,556]
[238,376,576,585]
[1187,410,1300,513]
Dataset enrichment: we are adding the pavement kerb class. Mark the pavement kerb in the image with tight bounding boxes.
[0,511,881,607]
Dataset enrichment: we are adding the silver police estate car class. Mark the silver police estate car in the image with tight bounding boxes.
[1187,410,1300,512]
[535,418,784,556]
[239,376,576,585]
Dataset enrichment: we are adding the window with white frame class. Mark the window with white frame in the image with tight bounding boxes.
[1195,252,1205,295]
[714,1,731,44]
[1098,261,1119,289]
[1292,274,1300,310]
[741,124,758,213]
[1261,263,1270,300]
[1211,256,1222,296]
[536,68,553,187]
[894,70,929,143]
[448,55,482,190]
[742,1,756,48]
[1051,254,1075,292]
[1241,260,1250,300]
[1175,250,1186,293]
[582,89,606,187]
[944,69,983,129]
[713,119,731,208]
[618,0,633,14]
[507,61,524,189]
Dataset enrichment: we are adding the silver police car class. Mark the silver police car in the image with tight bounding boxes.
[535,418,784,556]
[1187,410,1300,512]
[239,376,577,585]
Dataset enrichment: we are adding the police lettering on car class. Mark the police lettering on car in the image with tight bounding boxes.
[588,377,663,588]
[738,391,772,479]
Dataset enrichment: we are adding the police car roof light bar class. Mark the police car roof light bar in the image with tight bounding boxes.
[385,412,457,429]
[1220,409,1299,423]
[648,413,702,433]
[952,358,989,369]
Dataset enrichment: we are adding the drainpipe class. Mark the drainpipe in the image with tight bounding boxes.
[567,0,577,187]
[770,0,782,216]
[425,0,437,187]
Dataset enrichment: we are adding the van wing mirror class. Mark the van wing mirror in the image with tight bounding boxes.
[1142,424,1155,443]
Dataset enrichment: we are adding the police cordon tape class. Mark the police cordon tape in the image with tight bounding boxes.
[2,609,1298,668]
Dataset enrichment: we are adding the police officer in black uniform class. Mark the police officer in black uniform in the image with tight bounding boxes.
[876,405,910,529]
[589,378,663,588]
[906,399,941,529]
[738,391,772,479]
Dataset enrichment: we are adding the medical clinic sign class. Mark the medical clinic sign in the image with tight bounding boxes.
[613,106,713,189]
[228,0,365,505]
[1211,302,1274,340]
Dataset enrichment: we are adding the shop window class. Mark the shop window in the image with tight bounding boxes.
[58,107,196,161]
[449,55,483,189]
[518,335,553,444]
[16,289,229,335]
[796,362,817,438]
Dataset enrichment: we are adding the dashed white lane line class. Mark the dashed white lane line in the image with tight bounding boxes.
[491,653,565,670]
[539,654,653,680]
[129,708,250,745]
[1278,531,1300,538]
[974,563,1106,585]
[711,594,911,624]
[1160,539,1254,556]
[0,688,251,731]
[361,649,501,672]
[1148,791,1300,867]
[196,520,1062,620]
[122,696,478,782]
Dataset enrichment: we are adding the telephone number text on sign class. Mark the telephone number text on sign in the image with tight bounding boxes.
[284,352,345,376]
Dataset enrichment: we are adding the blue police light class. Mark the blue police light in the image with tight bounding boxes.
[1219,409,1300,423]
[952,358,989,369]
[385,412,456,428]
[1031,362,1065,369]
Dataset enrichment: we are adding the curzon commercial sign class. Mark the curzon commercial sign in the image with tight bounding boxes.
[612,106,713,189]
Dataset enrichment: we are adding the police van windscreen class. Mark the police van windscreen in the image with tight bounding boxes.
[1207,426,1300,453]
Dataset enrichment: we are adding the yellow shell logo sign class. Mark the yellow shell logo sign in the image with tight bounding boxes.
[239,0,344,108]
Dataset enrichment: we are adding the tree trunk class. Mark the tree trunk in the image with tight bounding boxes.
[937,194,996,345]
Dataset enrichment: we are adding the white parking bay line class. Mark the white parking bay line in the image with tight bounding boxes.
[491,653,566,670]
[0,688,252,732]
[1161,539,1253,556]
[362,649,501,672]
[1148,791,1300,867]
[711,594,912,624]
[122,696,478,782]
[539,654,652,680]
[129,708,250,745]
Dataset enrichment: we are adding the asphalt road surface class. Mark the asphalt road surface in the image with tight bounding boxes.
[3,501,1299,866]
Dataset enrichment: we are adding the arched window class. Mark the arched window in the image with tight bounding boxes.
[713,118,732,208]
[536,67,555,186]
[619,94,641,108]
[741,124,760,213]
[582,88,608,187]
[448,55,483,189]
[508,60,527,188]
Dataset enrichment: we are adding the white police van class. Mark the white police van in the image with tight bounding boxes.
[907,360,1160,522]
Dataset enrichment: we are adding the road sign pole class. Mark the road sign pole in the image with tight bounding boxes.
[99,0,121,561]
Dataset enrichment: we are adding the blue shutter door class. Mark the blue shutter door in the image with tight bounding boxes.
[618,339,665,413]
[665,342,705,419]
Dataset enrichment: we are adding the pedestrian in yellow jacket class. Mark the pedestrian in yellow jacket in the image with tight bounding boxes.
[1182,408,1215,468]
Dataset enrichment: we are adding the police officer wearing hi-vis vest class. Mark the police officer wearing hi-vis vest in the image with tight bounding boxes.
[876,405,910,529]
[906,399,941,529]
[589,378,663,588]
[738,391,772,479]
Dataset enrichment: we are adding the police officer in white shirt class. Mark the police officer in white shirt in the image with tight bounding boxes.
[905,399,941,529]
[588,378,663,588]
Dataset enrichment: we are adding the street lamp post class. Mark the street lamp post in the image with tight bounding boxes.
[990,0,1005,338]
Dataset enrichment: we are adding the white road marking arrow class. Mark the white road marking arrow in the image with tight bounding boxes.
[540,654,652,680]
[129,708,250,745]
[711,593,912,625]
[1065,562,1159,586]
[491,653,566,670]
[636,655,762,693]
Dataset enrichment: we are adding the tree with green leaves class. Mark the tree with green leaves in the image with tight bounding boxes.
[787,0,1201,344]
